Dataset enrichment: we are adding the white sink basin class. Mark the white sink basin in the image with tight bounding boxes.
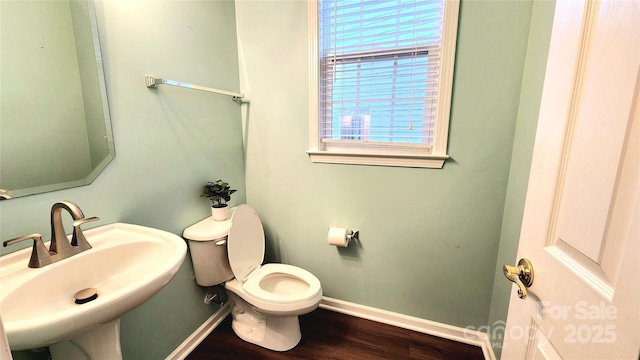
[0,223,186,351]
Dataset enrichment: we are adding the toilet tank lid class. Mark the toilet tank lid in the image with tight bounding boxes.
[183,216,231,241]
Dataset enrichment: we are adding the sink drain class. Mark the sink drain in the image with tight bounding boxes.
[74,288,98,304]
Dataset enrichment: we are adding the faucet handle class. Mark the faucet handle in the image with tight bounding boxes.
[71,216,100,250]
[3,233,54,268]
[72,216,100,228]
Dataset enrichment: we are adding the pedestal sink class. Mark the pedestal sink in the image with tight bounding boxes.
[0,223,187,359]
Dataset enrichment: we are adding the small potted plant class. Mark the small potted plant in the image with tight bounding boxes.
[202,179,236,221]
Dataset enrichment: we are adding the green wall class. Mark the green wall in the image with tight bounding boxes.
[487,0,556,357]
[236,0,533,329]
[1,1,244,359]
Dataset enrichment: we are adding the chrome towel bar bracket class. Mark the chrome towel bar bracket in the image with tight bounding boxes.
[145,75,247,103]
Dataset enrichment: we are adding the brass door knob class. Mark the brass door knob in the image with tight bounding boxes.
[503,258,534,299]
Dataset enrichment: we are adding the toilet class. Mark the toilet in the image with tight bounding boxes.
[183,204,322,351]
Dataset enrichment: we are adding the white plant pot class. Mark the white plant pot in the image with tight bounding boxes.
[211,206,229,221]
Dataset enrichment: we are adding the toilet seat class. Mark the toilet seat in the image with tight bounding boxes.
[243,263,322,304]
[227,204,265,282]
[226,205,322,311]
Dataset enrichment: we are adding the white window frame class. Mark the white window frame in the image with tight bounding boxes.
[307,0,459,169]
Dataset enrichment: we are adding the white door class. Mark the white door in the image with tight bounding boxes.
[501,0,640,359]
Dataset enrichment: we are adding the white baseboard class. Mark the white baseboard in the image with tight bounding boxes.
[165,303,230,360]
[319,297,496,360]
[167,297,495,360]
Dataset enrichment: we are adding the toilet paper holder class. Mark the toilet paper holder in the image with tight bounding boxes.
[327,227,360,247]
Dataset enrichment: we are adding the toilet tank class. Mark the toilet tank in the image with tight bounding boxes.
[183,216,234,286]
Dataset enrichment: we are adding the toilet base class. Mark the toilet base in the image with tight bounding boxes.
[228,292,301,351]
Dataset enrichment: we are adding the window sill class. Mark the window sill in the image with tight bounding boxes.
[307,151,448,169]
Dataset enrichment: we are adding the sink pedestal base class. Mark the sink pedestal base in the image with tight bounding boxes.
[49,319,122,360]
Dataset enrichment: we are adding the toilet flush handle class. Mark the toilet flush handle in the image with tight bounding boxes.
[215,239,226,246]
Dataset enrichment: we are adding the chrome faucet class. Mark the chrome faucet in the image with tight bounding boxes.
[50,201,86,255]
[2,201,99,268]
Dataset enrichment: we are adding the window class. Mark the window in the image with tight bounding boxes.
[308,0,459,168]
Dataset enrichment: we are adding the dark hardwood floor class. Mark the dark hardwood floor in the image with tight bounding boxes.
[186,308,485,360]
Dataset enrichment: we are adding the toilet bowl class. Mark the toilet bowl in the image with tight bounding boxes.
[226,263,322,315]
[183,204,322,351]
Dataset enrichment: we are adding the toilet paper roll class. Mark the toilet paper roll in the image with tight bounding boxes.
[328,227,350,247]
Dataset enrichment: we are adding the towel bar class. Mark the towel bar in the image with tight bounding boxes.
[145,76,246,103]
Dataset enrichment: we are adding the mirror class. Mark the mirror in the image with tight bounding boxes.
[0,0,114,200]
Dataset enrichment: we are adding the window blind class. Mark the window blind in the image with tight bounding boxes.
[319,0,444,145]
